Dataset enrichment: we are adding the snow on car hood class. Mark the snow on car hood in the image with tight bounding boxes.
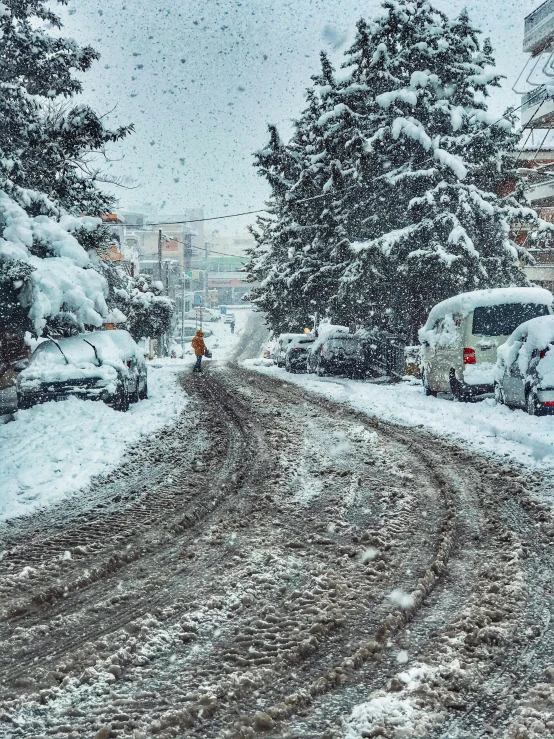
[17,333,130,389]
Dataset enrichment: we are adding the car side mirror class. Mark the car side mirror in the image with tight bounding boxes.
[13,359,29,371]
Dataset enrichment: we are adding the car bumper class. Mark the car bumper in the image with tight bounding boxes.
[323,360,364,374]
[17,384,111,408]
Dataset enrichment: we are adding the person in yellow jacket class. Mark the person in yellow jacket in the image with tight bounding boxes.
[191,330,206,373]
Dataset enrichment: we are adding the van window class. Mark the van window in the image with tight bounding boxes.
[472,303,549,336]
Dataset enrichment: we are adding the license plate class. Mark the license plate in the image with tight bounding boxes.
[55,395,68,402]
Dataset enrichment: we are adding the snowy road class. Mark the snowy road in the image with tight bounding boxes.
[0,314,553,739]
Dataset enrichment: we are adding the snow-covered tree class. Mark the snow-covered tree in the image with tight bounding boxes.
[125,275,174,343]
[248,0,551,340]
[334,0,549,340]
[0,0,133,345]
[0,0,131,216]
[0,193,115,337]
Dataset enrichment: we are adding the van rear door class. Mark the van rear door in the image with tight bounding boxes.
[470,302,551,365]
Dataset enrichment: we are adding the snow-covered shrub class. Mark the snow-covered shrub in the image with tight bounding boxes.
[126,275,174,342]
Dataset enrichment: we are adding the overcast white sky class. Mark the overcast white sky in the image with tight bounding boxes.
[62,0,542,229]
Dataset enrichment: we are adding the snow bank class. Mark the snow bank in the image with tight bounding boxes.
[0,362,187,521]
[243,360,554,489]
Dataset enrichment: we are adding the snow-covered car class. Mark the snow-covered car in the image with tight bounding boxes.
[183,308,220,323]
[307,330,364,378]
[495,315,554,416]
[273,333,306,367]
[17,330,147,412]
[419,287,553,402]
[284,335,315,372]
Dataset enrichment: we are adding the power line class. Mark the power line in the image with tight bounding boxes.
[145,209,265,227]
[169,238,248,260]
[138,87,550,228]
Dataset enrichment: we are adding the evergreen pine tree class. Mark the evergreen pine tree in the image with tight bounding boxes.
[248,0,551,341]
[335,0,546,340]
[0,0,133,347]
[0,0,131,217]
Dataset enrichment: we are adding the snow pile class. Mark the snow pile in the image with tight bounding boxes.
[0,191,113,334]
[0,361,187,521]
[343,664,437,739]
[497,315,554,389]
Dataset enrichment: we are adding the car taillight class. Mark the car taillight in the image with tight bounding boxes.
[126,360,132,368]
[540,349,547,359]
[463,348,476,365]
[320,346,324,354]
[292,348,301,352]
[544,401,554,406]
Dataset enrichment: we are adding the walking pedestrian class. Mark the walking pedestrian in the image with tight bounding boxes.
[191,330,206,373]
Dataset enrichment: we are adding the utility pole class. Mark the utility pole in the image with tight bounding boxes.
[181,274,185,351]
[183,232,192,316]
[157,229,162,285]
[157,228,166,357]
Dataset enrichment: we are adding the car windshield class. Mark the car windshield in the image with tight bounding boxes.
[326,337,359,354]
[472,303,550,336]
[30,339,97,367]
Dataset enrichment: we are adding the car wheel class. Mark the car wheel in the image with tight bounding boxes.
[494,382,505,406]
[527,390,543,417]
[423,370,437,397]
[17,394,33,410]
[112,380,129,412]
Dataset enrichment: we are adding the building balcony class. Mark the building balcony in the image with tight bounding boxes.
[524,0,554,55]
[521,87,554,128]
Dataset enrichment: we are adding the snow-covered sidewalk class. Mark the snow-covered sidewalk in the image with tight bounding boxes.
[0,361,187,522]
[0,312,247,522]
[243,359,554,474]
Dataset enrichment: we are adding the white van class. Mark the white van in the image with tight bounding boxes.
[419,287,553,401]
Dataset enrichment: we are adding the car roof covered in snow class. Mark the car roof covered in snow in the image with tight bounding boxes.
[277,332,306,343]
[309,325,350,353]
[421,287,553,334]
[499,314,554,353]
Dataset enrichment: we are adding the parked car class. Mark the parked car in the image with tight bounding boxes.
[183,308,220,323]
[17,330,147,412]
[495,315,554,415]
[307,330,365,378]
[284,335,315,372]
[419,287,553,401]
[273,333,306,367]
